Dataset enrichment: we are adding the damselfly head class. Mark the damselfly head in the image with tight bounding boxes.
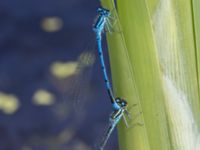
[97,7,110,17]
[115,98,127,108]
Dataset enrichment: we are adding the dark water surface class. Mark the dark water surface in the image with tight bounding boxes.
[0,0,119,150]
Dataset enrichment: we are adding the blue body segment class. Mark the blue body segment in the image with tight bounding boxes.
[93,7,121,111]
[93,8,110,34]
[99,109,124,150]
[93,7,130,150]
[98,98,128,149]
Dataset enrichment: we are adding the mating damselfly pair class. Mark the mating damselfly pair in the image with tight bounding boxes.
[82,5,136,150]
[93,6,132,150]
[61,2,141,150]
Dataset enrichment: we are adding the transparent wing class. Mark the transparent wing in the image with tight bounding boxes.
[48,32,98,120]
[98,123,116,150]
[69,51,96,114]
[98,110,124,150]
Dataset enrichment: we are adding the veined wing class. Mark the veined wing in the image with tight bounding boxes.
[98,109,124,150]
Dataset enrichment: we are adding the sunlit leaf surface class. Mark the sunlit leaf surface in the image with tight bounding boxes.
[101,0,200,149]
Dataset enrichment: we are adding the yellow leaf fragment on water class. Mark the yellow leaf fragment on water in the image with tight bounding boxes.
[21,146,32,150]
[41,17,63,32]
[33,89,55,106]
[0,92,20,114]
[50,52,95,79]
[50,61,78,79]
[73,140,91,150]
[78,52,95,67]
[58,128,75,143]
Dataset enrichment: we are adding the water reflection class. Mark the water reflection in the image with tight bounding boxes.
[0,0,118,149]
